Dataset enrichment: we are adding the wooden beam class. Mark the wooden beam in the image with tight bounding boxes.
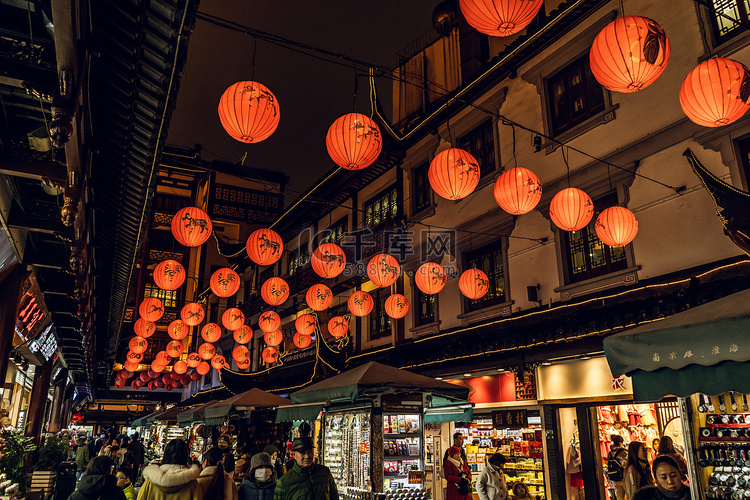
[0,157,67,183]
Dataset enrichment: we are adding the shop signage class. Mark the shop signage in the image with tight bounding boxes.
[407,470,423,484]
[14,274,49,344]
[515,371,537,400]
[492,409,528,429]
[29,324,57,361]
[446,373,519,404]
[359,442,368,453]
[208,183,283,225]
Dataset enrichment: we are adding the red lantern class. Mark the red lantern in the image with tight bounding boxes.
[180,374,191,385]
[139,372,150,383]
[590,16,670,94]
[295,314,317,336]
[164,384,173,392]
[222,308,245,331]
[171,207,213,247]
[218,81,280,143]
[197,361,211,375]
[233,325,253,344]
[384,294,409,319]
[293,332,312,349]
[155,351,172,366]
[328,316,349,338]
[120,369,133,379]
[198,343,216,360]
[262,346,279,364]
[126,350,142,363]
[367,254,401,288]
[133,318,155,338]
[210,268,240,298]
[232,345,250,363]
[201,323,221,343]
[129,337,148,354]
[130,380,140,390]
[459,269,490,300]
[415,262,447,295]
[236,356,251,370]
[162,374,172,385]
[261,277,289,306]
[459,0,544,37]
[168,319,188,340]
[258,311,280,333]
[124,360,139,372]
[147,368,159,378]
[211,355,226,370]
[246,228,284,266]
[264,330,283,347]
[153,259,186,291]
[172,380,183,389]
[326,113,382,170]
[306,284,332,311]
[150,361,165,373]
[348,291,374,317]
[173,360,188,375]
[549,188,594,231]
[190,370,202,381]
[186,352,201,368]
[428,148,481,200]
[139,297,164,322]
[181,302,205,326]
[494,167,542,215]
[680,58,750,127]
[115,379,125,389]
[595,206,639,247]
[166,340,184,358]
[311,243,347,278]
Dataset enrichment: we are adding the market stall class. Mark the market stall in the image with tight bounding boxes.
[177,402,214,459]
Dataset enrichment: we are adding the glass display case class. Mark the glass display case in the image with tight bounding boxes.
[383,413,423,492]
[323,412,371,491]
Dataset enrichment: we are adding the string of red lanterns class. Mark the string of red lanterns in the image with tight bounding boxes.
[218,81,280,143]
[326,113,383,170]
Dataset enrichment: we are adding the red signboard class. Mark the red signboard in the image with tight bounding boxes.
[446,373,520,404]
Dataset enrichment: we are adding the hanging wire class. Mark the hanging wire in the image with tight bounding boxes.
[511,124,518,168]
[561,147,571,188]
[352,62,358,112]
[250,34,257,81]
[446,118,453,146]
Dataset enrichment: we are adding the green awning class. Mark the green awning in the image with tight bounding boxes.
[424,396,473,423]
[132,410,162,428]
[148,405,183,424]
[275,403,324,423]
[630,360,750,401]
[204,387,291,425]
[177,402,213,427]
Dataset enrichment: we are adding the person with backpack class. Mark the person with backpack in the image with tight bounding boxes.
[607,435,629,500]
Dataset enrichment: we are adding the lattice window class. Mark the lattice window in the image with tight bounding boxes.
[369,287,392,340]
[464,240,506,312]
[144,283,177,309]
[364,186,400,227]
[547,54,605,136]
[458,119,496,178]
[710,0,750,43]
[414,285,436,327]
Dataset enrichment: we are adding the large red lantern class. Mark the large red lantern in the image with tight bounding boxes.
[246,228,284,266]
[153,259,186,291]
[126,351,142,363]
[549,188,594,231]
[367,254,401,287]
[232,345,250,363]
[261,277,289,306]
[262,346,279,364]
[348,291,374,317]
[233,325,253,344]
[328,316,349,338]
[258,311,280,333]
[173,360,188,375]
[210,267,240,298]
[166,340,184,359]
[133,318,155,338]
[680,58,750,127]
[155,351,172,366]
[264,330,283,347]
[139,297,164,322]
[428,148,481,200]
[211,355,226,370]
[494,167,542,215]
[129,337,148,354]
[384,294,409,319]
[459,0,543,37]
[186,352,202,368]
[326,113,382,170]
[459,269,490,300]
[168,319,188,340]
[171,207,213,247]
[293,332,312,349]
[198,343,216,360]
[189,371,201,382]
[222,308,245,331]
[218,81,280,143]
[595,206,639,247]
[201,323,221,343]
[236,356,251,370]
[150,361,165,373]
[306,284,332,311]
[295,314,317,336]
[415,262,447,295]
[311,243,347,278]
[124,360,139,372]
[181,302,205,326]
[589,16,670,93]
[196,361,211,375]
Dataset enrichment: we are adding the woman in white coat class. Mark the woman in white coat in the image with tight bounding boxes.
[476,453,509,500]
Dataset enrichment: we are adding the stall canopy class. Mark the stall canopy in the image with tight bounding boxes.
[132,409,162,428]
[604,287,750,401]
[203,387,290,425]
[148,405,184,425]
[177,402,213,427]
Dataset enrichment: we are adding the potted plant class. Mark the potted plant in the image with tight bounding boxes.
[0,429,37,497]
[35,434,69,471]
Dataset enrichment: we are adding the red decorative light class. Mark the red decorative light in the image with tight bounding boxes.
[190,371,202,381]
[384,294,409,319]
[139,297,164,322]
[166,340,184,358]
[201,323,221,343]
[181,302,205,326]
[168,319,188,340]
[595,206,639,247]
[549,188,594,231]
[459,0,544,37]
[264,329,283,347]
[328,316,349,338]
[171,207,213,247]
[494,167,542,215]
[367,254,401,287]
[196,361,210,375]
[198,343,216,360]
[326,113,382,170]
[348,291,374,317]
[261,277,289,306]
[590,16,670,93]
[293,332,312,349]
[126,351,142,364]
[306,284,332,311]
[173,360,188,375]
[246,228,284,266]
[139,372,150,383]
[218,81,280,143]
[459,269,490,300]
[295,314,317,336]
[680,58,750,127]
[233,325,252,344]
[222,308,245,331]
[428,148,481,200]
[133,318,155,338]
[262,346,279,364]
[258,310,281,333]
[153,259,186,291]
[211,355,226,370]
[124,360,139,372]
[415,262,447,295]
[186,352,201,368]
[232,345,250,363]
[210,267,240,298]
[311,243,347,278]
[150,361,165,373]
[236,356,251,370]
[129,337,148,354]
[155,351,172,366]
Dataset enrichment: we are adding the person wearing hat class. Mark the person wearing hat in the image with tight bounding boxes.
[262,445,285,480]
[274,437,338,500]
[444,445,472,500]
[632,455,689,500]
[237,452,276,500]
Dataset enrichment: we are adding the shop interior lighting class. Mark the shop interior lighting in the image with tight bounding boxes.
[435,377,443,380]
[463,373,472,377]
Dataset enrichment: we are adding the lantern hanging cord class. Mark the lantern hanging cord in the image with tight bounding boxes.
[562,147,571,188]
[511,124,518,168]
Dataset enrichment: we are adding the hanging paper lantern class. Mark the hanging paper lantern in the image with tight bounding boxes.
[306,284,333,311]
[218,81,280,143]
[196,361,211,375]
[459,269,490,300]
[164,384,173,392]
[222,308,246,331]
[246,228,284,266]
[190,370,202,381]
[261,277,289,306]
[680,58,750,127]
[119,369,133,379]
[162,374,172,385]
[549,188,594,231]
[173,360,188,375]
[210,267,240,298]
[150,361,165,373]
[293,332,312,349]
[262,346,279,364]
[415,262,448,295]
[168,319,188,340]
[155,351,172,366]
[171,207,213,247]
[367,254,401,287]
[494,167,542,215]
[258,311,281,333]
[233,325,253,344]
[139,297,164,322]
[171,380,183,389]
[126,350,142,363]
[589,16,670,93]
[348,291,374,317]
[166,340,184,358]
[133,318,155,338]
[595,206,639,247]
[459,0,544,37]
[147,368,159,379]
[384,294,409,319]
[124,360,140,372]
[232,345,250,363]
[186,352,202,368]
[328,316,349,338]
[181,302,205,326]
[428,148,481,200]
[201,323,221,343]
[211,355,226,370]
[326,113,383,170]
[130,380,140,390]
[264,329,283,347]
[311,243,347,278]
[198,343,216,360]
[139,372,151,383]
[153,259,186,291]
[129,337,148,354]
[180,374,191,385]
[236,356,251,370]
[295,314,317,336]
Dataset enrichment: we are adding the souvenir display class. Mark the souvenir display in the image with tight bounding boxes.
[324,412,371,491]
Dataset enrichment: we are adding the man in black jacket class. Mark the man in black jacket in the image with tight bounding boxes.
[69,456,127,500]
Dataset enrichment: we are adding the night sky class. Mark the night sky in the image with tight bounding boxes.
[167,1,441,200]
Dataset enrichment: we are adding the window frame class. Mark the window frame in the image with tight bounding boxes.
[463,239,508,313]
[413,282,437,328]
[708,0,750,45]
[287,242,310,276]
[363,184,401,228]
[144,283,178,309]
[320,216,348,245]
[457,118,498,179]
[368,287,393,341]
[412,161,432,215]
